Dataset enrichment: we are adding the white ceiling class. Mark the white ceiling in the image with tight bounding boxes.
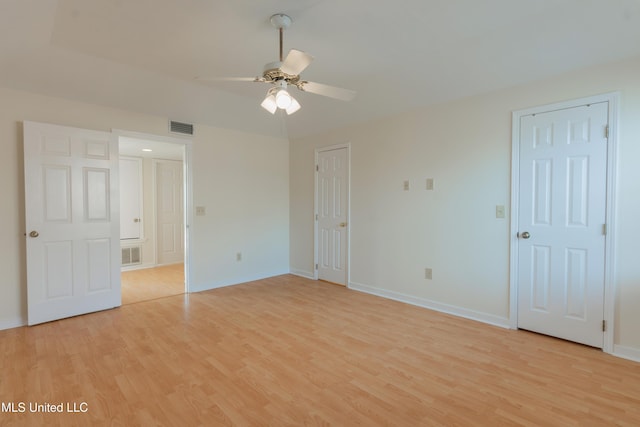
[2,0,640,139]
[119,136,184,160]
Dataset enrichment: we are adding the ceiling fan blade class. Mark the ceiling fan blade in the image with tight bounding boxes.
[195,76,266,83]
[281,49,314,76]
[299,81,356,101]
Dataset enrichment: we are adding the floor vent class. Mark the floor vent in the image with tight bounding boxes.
[169,120,194,136]
[121,246,141,266]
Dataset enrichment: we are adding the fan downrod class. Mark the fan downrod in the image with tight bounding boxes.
[270,13,292,62]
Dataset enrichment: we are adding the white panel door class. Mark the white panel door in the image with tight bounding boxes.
[517,102,608,347]
[24,121,121,325]
[119,157,142,240]
[317,147,349,285]
[156,160,184,265]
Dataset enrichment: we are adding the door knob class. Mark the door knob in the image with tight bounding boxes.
[339,222,347,228]
[519,231,531,239]
[29,230,39,238]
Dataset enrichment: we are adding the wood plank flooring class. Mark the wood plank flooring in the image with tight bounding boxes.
[1,274,639,426]
[121,263,184,305]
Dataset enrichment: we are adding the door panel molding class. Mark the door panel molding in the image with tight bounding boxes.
[509,92,619,353]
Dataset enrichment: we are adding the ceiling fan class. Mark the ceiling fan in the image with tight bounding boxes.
[217,13,356,115]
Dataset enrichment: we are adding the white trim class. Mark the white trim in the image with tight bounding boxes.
[613,345,640,364]
[0,317,26,331]
[349,281,510,329]
[151,158,159,265]
[314,143,351,285]
[290,269,315,280]
[509,92,619,353]
[603,94,619,354]
[113,129,192,293]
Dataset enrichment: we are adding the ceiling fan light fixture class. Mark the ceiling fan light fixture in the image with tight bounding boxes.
[260,93,277,114]
[286,98,301,115]
[275,88,293,109]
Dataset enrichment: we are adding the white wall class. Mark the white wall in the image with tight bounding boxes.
[289,56,640,355]
[0,86,289,329]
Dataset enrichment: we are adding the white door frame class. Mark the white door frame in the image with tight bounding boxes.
[314,143,351,284]
[509,92,619,353]
[114,129,193,293]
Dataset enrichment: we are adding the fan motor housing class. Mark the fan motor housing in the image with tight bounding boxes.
[262,61,300,85]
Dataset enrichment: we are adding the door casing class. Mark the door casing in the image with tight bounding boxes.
[509,92,618,353]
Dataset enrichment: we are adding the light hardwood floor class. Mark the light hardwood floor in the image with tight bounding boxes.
[1,274,639,426]
[121,263,184,305]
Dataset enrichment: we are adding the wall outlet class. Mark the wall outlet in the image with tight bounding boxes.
[425,268,433,280]
[403,180,410,191]
[426,178,434,190]
[236,252,242,261]
[195,206,206,216]
[496,205,505,219]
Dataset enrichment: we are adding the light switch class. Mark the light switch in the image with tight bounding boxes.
[196,206,206,216]
[403,180,410,191]
[496,205,505,219]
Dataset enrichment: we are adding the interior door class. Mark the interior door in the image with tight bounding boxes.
[517,102,608,348]
[156,159,184,265]
[24,121,121,325]
[317,147,349,285]
[119,157,142,240]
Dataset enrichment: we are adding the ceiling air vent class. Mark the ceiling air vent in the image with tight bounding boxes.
[169,120,194,136]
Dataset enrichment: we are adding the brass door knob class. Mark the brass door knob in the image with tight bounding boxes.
[29,231,39,238]
[520,231,531,239]
[339,222,347,228]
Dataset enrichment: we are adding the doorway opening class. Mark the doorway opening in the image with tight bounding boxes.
[118,131,191,305]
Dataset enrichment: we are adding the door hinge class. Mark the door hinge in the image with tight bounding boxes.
[604,125,609,139]
[602,224,607,236]
[315,214,318,221]
[316,164,319,172]
[315,264,318,270]
[602,320,606,332]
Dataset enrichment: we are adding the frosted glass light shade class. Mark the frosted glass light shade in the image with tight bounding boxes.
[261,94,277,114]
[275,89,293,109]
[286,98,301,115]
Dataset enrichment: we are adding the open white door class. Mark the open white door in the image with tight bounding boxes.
[24,121,121,325]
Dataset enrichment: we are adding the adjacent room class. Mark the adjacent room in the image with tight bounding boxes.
[119,136,186,305]
[1,1,640,425]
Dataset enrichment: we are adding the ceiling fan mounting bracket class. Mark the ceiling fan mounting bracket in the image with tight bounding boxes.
[270,14,292,30]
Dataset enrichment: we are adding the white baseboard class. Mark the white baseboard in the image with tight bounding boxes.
[613,344,640,363]
[0,317,26,331]
[190,270,290,293]
[120,262,156,272]
[290,269,315,280]
[348,281,510,329]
